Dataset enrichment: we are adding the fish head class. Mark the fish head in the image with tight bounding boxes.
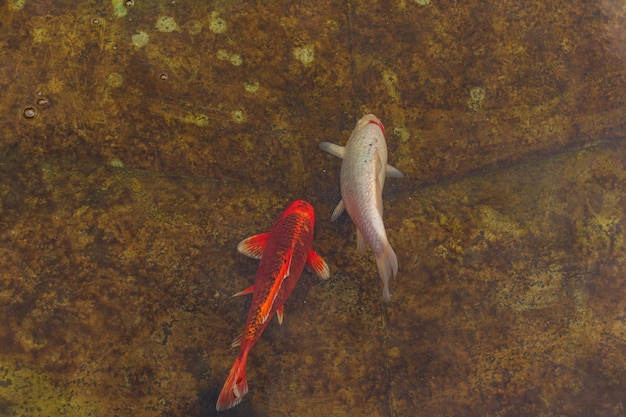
[282,200,314,223]
[356,113,385,136]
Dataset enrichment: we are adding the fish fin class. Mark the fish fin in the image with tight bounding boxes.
[386,164,404,178]
[319,142,346,159]
[376,188,384,218]
[375,155,384,217]
[330,199,345,221]
[375,153,384,176]
[232,285,254,297]
[306,249,330,280]
[231,333,243,348]
[237,232,270,259]
[375,242,399,302]
[356,228,367,255]
[216,352,249,411]
[260,248,292,324]
[276,306,284,325]
[320,142,345,222]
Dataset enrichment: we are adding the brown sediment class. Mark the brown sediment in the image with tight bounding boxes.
[1,1,625,416]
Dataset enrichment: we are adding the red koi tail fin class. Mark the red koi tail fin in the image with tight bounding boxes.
[216,352,249,411]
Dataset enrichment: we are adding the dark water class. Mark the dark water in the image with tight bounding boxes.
[1,1,625,416]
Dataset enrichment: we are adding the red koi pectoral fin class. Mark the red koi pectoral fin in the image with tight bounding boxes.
[306,249,330,280]
[237,232,271,259]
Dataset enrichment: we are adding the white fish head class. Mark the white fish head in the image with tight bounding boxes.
[354,113,385,136]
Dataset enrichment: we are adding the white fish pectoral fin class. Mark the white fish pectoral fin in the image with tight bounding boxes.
[356,228,367,255]
[319,142,345,159]
[330,199,345,221]
[385,164,404,178]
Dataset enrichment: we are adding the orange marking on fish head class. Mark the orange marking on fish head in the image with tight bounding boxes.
[282,200,314,223]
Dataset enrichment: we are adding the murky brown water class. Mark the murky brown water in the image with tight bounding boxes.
[1,1,625,416]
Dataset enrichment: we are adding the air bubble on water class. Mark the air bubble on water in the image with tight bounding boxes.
[36,97,50,107]
[23,107,38,120]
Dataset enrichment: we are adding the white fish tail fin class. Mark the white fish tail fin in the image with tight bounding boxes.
[374,242,398,302]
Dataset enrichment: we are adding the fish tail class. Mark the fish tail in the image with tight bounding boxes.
[216,352,249,411]
[375,242,398,302]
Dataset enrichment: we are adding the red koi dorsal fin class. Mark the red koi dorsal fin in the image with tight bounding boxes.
[260,249,293,324]
[232,285,254,297]
[237,232,270,259]
[306,249,330,280]
[276,305,284,325]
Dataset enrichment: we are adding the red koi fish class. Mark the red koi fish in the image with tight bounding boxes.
[216,200,330,411]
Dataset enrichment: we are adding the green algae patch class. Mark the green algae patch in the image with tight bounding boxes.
[155,16,180,33]
[106,72,124,88]
[8,0,26,11]
[180,112,211,127]
[468,86,486,111]
[208,11,227,34]
[131,30,150,48]
[111,0,128,18]
[0,357,95,416]
[293,45,315,66]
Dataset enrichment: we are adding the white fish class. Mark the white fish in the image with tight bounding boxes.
[320,114,404,301]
